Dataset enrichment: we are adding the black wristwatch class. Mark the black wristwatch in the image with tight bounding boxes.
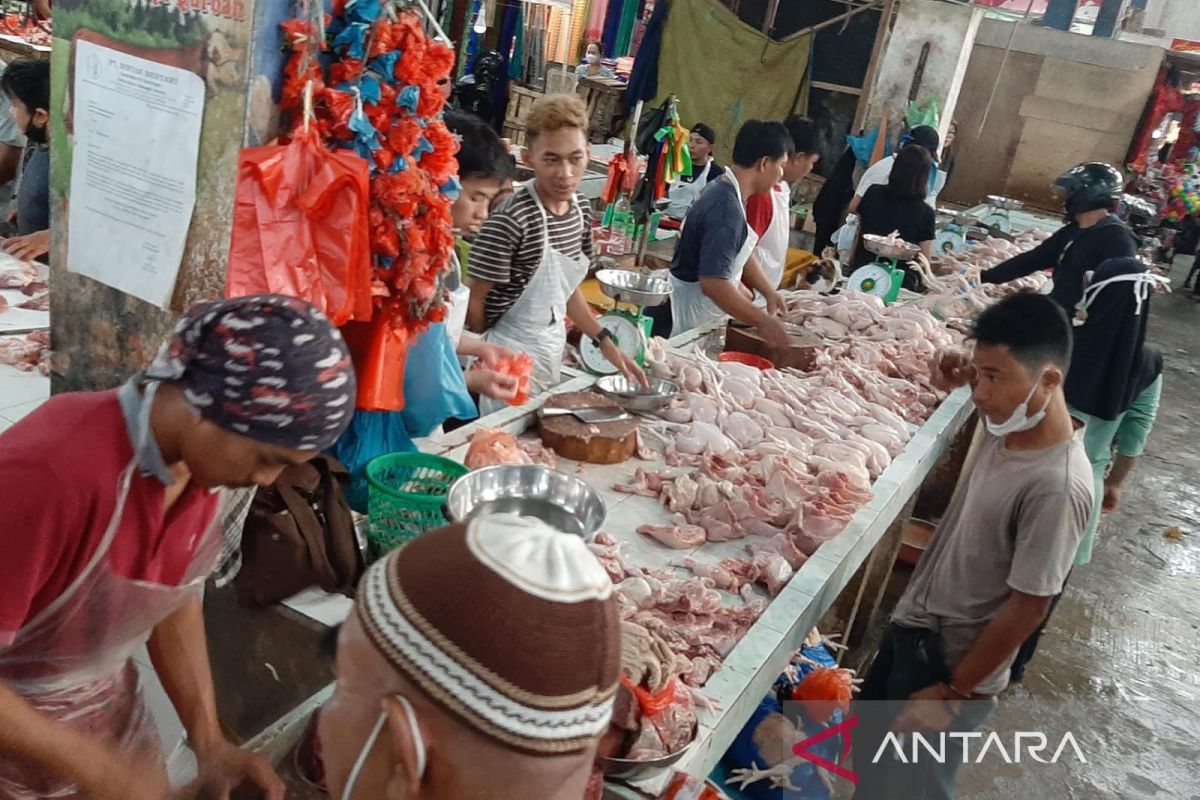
[592,327,615,348]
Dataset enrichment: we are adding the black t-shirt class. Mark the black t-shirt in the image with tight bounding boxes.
[853,184,936,267]
[981,216,1138,312]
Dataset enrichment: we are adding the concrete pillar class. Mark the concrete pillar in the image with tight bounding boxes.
[864,0,984,147]
[48,2,274,392]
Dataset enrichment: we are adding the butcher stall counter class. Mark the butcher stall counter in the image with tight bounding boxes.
[433,320,975,793]
[229,316,975,795]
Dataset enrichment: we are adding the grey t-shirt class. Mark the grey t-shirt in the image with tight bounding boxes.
[16,146,48,235]
[669,176,747,283]
[892,427,1093,694]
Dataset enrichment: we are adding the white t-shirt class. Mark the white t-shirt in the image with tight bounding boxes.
[854,154,946,209]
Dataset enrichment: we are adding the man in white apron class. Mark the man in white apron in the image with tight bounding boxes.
[466,95,645,415]
[667,120,792,347]
[0,296,356,800]
[747,116,820,291]
[664,123,725,222]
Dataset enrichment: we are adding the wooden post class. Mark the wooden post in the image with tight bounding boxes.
[854,0,898,132]
[763,0,781,35]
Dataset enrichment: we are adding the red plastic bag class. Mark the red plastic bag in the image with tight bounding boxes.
[227,126,373,326]
[341,306,410,411]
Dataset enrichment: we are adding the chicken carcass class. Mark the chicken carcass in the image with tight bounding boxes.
[637,515,707,549]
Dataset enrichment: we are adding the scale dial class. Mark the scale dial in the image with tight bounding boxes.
[579,312,645,375]
[980,209,1012,233]
[934,228,967,254]
[847,264,898,299]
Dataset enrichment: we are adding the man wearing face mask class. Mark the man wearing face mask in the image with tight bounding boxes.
[851,292,1093,800]
[320,513,620,800]
[0,58,49,262]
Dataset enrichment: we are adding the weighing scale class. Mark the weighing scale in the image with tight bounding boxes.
[846,234,920,305]
[980,195,1024,234]
[933,208,971,255]
[579,268,672,375]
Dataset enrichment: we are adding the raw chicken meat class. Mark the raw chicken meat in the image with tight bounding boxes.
[0,257,36,289]
[464,428,529,469]
[16,292,48,312]
[0,331,50,375]
[637,515,706,549]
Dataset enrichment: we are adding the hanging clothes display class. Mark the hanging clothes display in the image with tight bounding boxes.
[602,0,623,56]
[508,3,526,80]
[624,0,666,111]
[587,0,609,45]
[616,0,640,57]
[568,0,588,63]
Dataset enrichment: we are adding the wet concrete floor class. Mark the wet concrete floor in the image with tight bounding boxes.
[951,259,1200,799]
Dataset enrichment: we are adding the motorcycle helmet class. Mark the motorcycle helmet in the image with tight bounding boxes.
[1052,162,1124,217]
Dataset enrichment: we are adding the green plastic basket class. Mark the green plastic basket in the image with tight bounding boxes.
[365,452,468,561]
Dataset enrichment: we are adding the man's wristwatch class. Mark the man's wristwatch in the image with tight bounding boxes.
[592,327,615,348]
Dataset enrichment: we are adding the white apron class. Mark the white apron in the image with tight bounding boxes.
[444,254,470,349]
[480,182,589,415]
[754,182,792,291]
[0,382,226,799]
[670,173,758,337]
[666,159,716,220]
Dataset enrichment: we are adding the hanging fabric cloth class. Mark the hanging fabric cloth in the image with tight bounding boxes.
[568,0,588,64]
[508,3,526,80]
[602,0,623,56]
[587,0,609,44]
[492,1,521,122]
[616,0,640,57]
[624,0,667,111]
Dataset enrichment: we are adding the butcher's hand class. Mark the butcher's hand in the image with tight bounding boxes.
[190,739,284,800]
[474,340,517,369]
[758,316,790,350]
[931,348,973,391]
[3,229,49,261]
[601,338,649,387]
[764,290,785,318]
[467,368,519,401]
[891,684,959,734]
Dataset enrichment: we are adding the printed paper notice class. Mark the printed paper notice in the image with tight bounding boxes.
[67,40,205,308]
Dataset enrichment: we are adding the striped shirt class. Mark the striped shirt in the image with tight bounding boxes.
[467,185,593,329]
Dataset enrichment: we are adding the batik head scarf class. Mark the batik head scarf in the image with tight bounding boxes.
[144,294,356,451]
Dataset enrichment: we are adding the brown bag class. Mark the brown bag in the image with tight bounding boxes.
[235,455,364,607]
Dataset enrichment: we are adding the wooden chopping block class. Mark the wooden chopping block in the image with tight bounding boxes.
[539,391,638,464]
[725,322,823,371]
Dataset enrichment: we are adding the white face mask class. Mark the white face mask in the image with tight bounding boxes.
[586,53,600,64]
[341,696,427,800]
[983,372,1050,437]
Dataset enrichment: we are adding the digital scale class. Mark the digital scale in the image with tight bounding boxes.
[579,268,672,375]
[980,195,1024,234]
[846,234,920,305]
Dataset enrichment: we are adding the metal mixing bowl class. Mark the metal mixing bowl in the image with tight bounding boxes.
[595,269,672,308]
[861,233,920,261]
[598,735,695,779]
[444,464,606,537]
[986,195,1024,210]
[595,375,680,413]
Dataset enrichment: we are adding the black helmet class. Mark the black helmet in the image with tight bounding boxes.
[1052,162,1124,216]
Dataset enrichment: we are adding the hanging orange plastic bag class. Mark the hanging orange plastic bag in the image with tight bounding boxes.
[227,124,373,325]
[341,305,410,411]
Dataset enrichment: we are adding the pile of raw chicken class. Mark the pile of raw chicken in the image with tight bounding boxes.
[581,291,958,761]
[911,231,1051,322]
[0,257,50,375]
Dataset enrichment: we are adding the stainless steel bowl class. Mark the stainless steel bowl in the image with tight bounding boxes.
[986,195,1024,210]
[444,464,606,537]
[595,375,680,413]
[598,736,695,779]
[861,233,920,261]
[595,268,672,308]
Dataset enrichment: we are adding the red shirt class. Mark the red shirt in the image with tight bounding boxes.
[746,184,784,238]
[0,390,218,644]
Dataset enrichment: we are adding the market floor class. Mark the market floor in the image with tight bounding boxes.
[939,261,1200,799]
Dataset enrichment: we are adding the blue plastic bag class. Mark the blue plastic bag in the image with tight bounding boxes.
[329,410,417,513]
[400,322,478,437]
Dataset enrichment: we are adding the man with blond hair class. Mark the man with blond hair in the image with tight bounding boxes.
[467,94,644,412]
[319,514,621,799]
